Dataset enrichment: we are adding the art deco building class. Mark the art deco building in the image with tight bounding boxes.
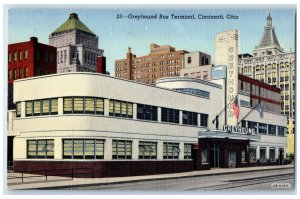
[49,13,105,73]
[115,44,198,84]
[238,13,295,135]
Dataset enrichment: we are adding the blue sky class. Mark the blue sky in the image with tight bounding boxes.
[7,6,295,74]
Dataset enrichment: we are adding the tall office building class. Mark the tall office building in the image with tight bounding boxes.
[115,43,191,84]
[238,13,295,135]
[49,13,105,73]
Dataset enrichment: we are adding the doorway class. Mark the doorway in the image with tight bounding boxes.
[228,149,236,168]
[210,143,220,168]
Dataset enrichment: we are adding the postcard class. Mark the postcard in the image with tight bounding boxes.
[5,4,296,194]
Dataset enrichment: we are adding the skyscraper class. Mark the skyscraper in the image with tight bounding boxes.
[238,13,295,136]
[49,13,105,73]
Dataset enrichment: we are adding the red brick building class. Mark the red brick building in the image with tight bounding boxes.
[8,37,57,84]
[8,37,57,110]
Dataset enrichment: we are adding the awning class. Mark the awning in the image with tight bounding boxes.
[198,130,261,141]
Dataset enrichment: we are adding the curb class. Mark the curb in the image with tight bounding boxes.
[34,165,294,190]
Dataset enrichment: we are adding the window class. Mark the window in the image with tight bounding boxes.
[8,53,11,62]
[19,51,22,60]
[16,102,21,117]
[269,148,276,162]
[14,69,17,79]
[161,108,179,124]
[268,124,276,135]
[25,50,28,59]
[241,120,246,128]
[248,121,257,130]
[26,101,33,116]
[19,68,22,78]
[200,114,208,127]
[33,100,41,116]
[36,50,41,60]
[260,148,266,163]
[8,70,12,80]
[73,97,84,113]
[42,99,50,115]
[184,144,192,159]
[96,98,104,114]
[112,140,132,159]
[258,123,267,134]
[27,139,54,159]
[182,111,197,126]
[249,147,256,163]
[25,67,28,77]
[163,142,180,159]
[63,97,73,114]
[139,141,157,159]
[241,149,246,162]
[278,126,285,136]
[201,147,208,164]
[187,57,191,64]
[85,97,95,114]
[63,139,104,159]
[50,98,58,114]
[14,52,17,61]
[174,88,210,98]
[240,100,251,107]
[137,104,158,121]
[45,52,49,61]
[109,99,133,118]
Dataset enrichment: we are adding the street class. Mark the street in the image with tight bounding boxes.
[59,167,294,192]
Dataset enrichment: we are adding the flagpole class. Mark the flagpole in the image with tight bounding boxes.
[212,94,238,123]
[237,101,261,125]
[212,94,238,127]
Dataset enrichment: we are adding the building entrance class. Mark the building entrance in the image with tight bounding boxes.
[228,149,236,168]
[210,143,220,168]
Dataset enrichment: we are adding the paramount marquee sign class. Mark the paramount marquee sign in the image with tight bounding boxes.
[223,125,257,135]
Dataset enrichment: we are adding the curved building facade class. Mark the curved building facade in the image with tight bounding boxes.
[9,73,287,177]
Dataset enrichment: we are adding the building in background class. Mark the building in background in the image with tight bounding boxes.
[97,55,106,74]
[180,51,212,80]
[115,43,189,84]
[8,37,57,109]
[49,13,105,73]
[238,13,295,139]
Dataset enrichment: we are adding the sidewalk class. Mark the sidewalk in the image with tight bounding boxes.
[6,165,294,190]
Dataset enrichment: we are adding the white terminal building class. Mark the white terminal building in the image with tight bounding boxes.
[7,30,287,177]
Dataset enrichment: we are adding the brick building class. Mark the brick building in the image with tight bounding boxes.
[8,37,57,84]
[115,43,189,84]
[8,37,57,109]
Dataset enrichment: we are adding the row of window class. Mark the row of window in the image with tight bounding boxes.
[27,139,192,160]
[249,147,279,163]
[64,97,104,114]
[18,97,209,127]
[242,120,285,136]
[8,68,29,80]
[173,88,210,98]
[8,50,28,62]
[19,98,58,117]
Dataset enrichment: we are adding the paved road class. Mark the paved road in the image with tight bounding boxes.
[60,167,294,192]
